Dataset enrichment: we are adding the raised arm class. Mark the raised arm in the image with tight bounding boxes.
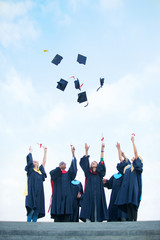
[71,146,75,158]
[131,136,138,159]
[42,146,47,168]
[68,145,77,180]
[116,142,123,162]
[100,142,105,159]
[121,151,128,163]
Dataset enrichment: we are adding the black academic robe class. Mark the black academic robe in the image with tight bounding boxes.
[115,157,143,211]
[25,153,47,218]
[49,158,77,219]
[79,155,108,222]
[104,160,129,221]
[70,180,83,222]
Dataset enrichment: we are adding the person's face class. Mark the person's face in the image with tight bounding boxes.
[91,161,98,168]
[61,163,66,170]
[33,160,39,168]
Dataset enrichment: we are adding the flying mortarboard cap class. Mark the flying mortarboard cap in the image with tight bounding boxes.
[77,91,88,107]
[51,54,63,65]
[57,79,68,91]
[97,78,104,91]
[77,54,87,65]
[74,78,81,90]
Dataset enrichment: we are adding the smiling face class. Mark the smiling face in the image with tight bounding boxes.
[91,161,98,169]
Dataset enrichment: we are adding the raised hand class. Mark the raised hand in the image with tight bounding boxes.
[85,143,90,156]
[101,142,105,150]
[131,136,135,143]
[71,146,75,158]
[116,142,120,149]
[42,146,47,151]
[29,146,33,153]
[85,143,90,151]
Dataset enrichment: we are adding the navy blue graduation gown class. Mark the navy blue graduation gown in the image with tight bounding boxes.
[25,153,47,218]
[79,155,108,222]
[104,172,127,221]
[70,180,83,222]
[49,158,77,218]
[115,157,143,211]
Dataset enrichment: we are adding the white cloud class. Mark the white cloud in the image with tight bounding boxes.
[0,67,36,104]
[100,0,123,9]
[88,74,137,115]
[0,0,39,47]
[129,104,160,123]
[42,104,70,130]
[69,0,88,12]
[0,0,34,19]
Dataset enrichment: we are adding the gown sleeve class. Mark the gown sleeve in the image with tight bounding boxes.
[50,167,62,181]
[79,182,84,207]
[68,157,77,180]
[80,155,90,177]
[104,175,114,189]
[133,157,143,173]
[96,161,106,178]
[25,153,34,175]
[39,165,47,181]
[116,160,129,174]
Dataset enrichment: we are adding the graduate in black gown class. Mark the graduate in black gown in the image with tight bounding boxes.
[24,146,47,222]
[49,146,77,222]
[70,179,83,222]
[115,136,143,221]
[103,142,129,221]
[79,143,108,222]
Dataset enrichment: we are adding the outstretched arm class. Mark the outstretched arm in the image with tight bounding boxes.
[42,146,47,168]
[131,136,138,159]
[116,142,122,162]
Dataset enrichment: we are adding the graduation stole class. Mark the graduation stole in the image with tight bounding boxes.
[113,173,122,179]
[24,176,28,196]
[90,169,98,175]
[123,164,134,174]
[33,168,42,175]
[24,168,42,196]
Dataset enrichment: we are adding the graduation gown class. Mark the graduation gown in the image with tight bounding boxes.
[115,157,143,211]
[49,158,77,219]
[79,155,108,222]
[70,180,83,222]
[25,153,47,219]
[104,160,129,221]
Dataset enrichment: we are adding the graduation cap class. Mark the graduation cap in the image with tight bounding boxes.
[77,91,88,107]
[74,78,83,89]
[77,54,87,65]
[51,54,63,65]
[74,79,81,90]
[97,78,104,91]
[56,79,68,91]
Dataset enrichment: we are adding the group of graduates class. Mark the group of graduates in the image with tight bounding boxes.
[24,136,143,223]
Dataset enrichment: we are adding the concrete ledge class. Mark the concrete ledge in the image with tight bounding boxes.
[0,221,160,240]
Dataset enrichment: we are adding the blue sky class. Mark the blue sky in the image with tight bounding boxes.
[0,0,160,221]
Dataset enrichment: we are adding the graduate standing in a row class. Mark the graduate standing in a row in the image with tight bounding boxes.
[79,143,108,222]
